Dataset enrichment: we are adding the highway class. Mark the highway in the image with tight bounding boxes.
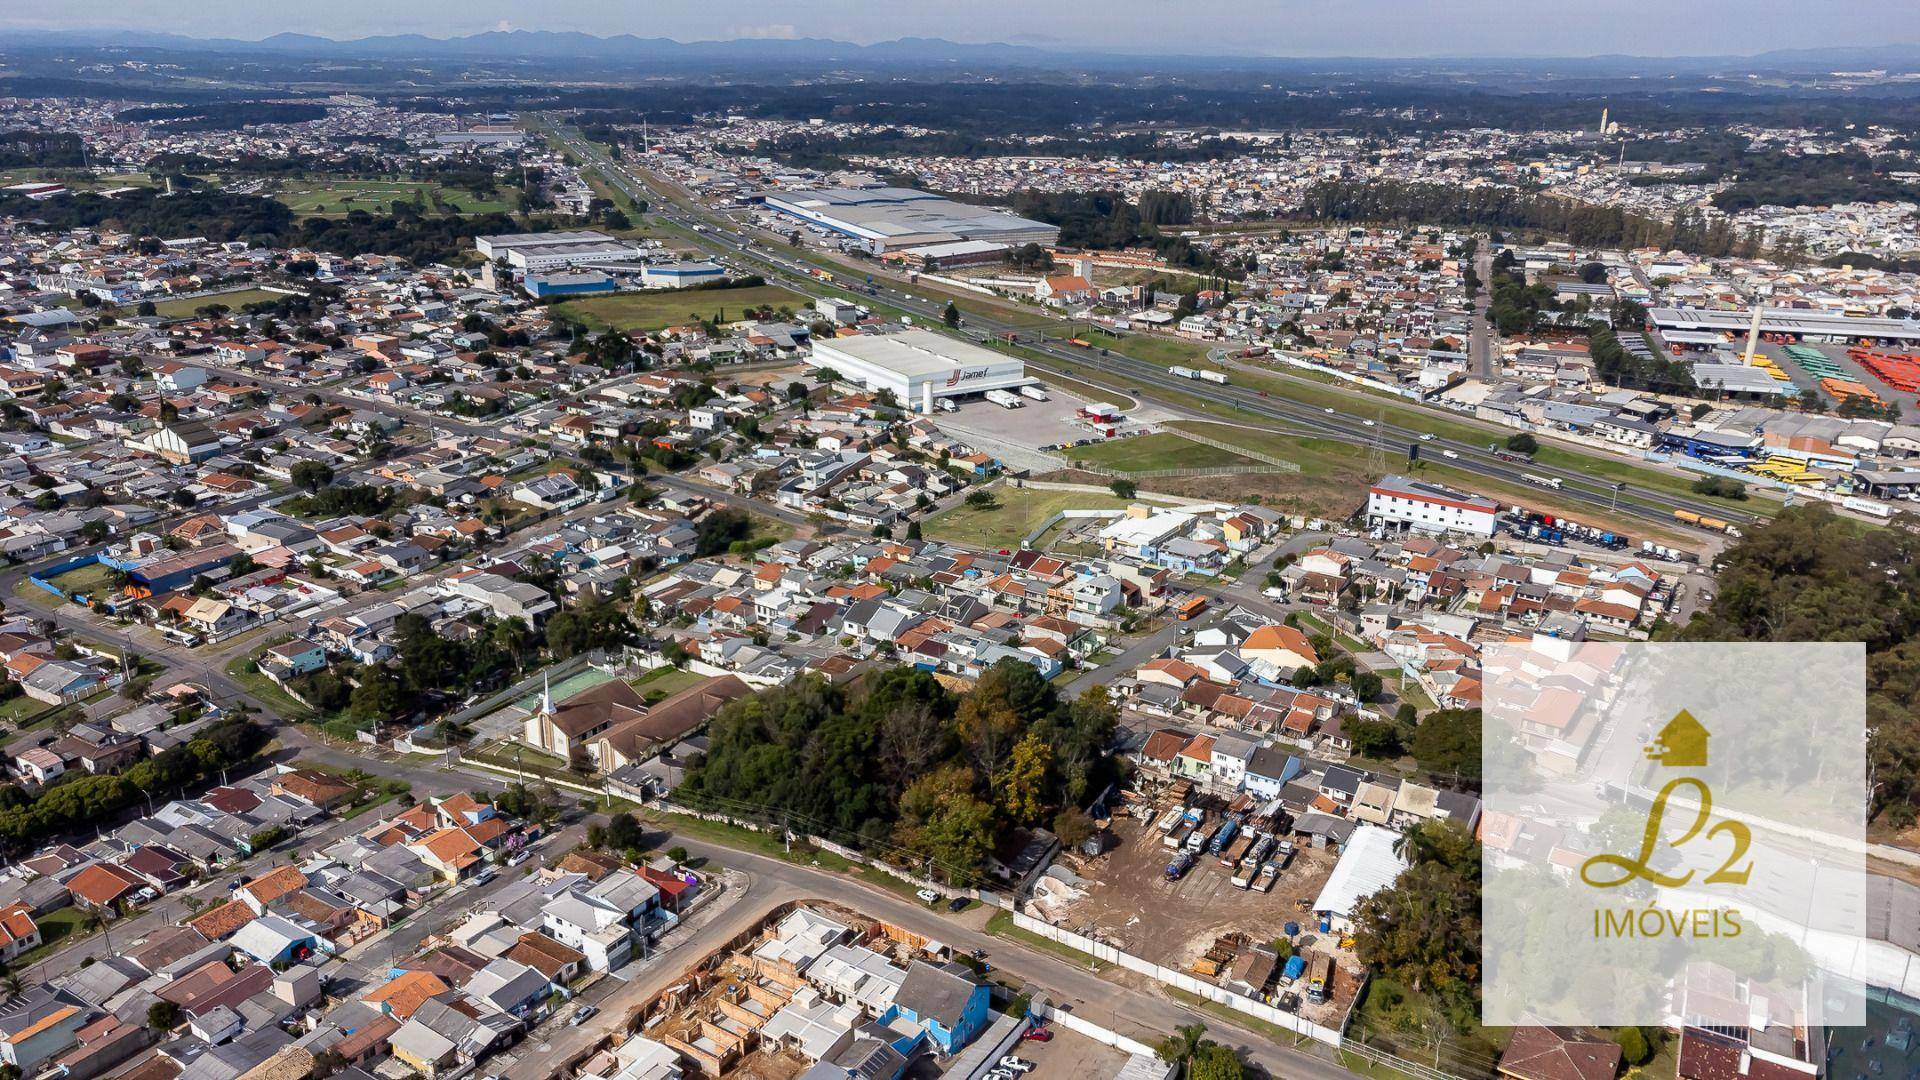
[555,126,1762,543]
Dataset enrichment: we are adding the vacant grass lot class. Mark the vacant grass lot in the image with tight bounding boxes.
[925,486,1149,551]
[630,665,707,703]
[552,285,802,333]
[273,179,513,217]
[151,288,285,318]
[1064,433,1254,474]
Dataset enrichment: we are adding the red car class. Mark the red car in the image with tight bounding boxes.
[1022,1028,1053,1043]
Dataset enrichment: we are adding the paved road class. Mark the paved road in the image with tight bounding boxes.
[558,126,1767,541]
[503,822,1365,1080]
[1470,241,1495,379]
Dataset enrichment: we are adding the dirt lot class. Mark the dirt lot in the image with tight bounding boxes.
[1042,808,1338,966]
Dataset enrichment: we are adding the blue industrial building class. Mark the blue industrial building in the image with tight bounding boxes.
[525,271,617,299]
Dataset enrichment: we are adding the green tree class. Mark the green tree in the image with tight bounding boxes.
[147,1000,181,1031]
[1505,433,1538,455]
[943,301,960,329]
[1110,478,1138,499]
[291,461,335,493]
[1409,708,1481,778]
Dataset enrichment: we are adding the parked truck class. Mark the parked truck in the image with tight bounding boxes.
[1207,817,1241,857]
[1230,858,1259,889]
[1164,823,1193,850]
[1254,862,1280,892]
[1307,954,1334,1003]
[1153,806,1185,834]
[984,389,1024,409]
[1220,830,1254,868]
[1674,509,1740,535]
[1184,823,1212,854]
[1018,384,1049,402]
[1198,370,1229,385]
[1165,851,1196,881]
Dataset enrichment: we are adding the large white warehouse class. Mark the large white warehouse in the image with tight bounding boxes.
[810,331,1027,413]
[473,230,646,272]
[764,187,1059,254]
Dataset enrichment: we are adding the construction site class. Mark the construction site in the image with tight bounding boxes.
[1025,786,1366,1033]
[578,901,1021,1080]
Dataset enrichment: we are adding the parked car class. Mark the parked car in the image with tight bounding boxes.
[570,1005,599,1027]
[948,897,970,912]
[1000,1058,1036,1073]
[1022,1028,1054,1042]
[916,888,939,904]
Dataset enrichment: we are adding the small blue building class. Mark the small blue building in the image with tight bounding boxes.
[526,271,617,299]
[882,961,991,1056]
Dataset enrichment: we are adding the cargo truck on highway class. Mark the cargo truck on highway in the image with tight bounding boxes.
[1674,509,1741,535]
[1198,370,1229,385]
[1170,366,1201,380]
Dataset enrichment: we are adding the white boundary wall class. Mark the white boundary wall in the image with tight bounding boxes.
[1007,910,1348,1047]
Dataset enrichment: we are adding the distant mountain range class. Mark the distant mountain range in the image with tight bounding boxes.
[7,26,1920,73]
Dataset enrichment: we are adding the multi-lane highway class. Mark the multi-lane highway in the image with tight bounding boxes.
[556,125,1763,543]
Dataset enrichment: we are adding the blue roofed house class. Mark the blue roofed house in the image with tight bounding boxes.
[1242,745,1303,800]
[881,961,990,1056]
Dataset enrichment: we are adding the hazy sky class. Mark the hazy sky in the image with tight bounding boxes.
[5,0,1919,57]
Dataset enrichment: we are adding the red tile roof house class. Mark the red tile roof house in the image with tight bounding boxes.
[65,863,150,912]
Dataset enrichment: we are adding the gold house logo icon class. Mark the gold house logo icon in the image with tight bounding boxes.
[1645,709,1709,768]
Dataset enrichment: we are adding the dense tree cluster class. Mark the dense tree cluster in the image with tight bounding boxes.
[1588,324,1697,396]
[0,187,527,265]
[0,130,85,168]
[1679,507,1920,824]
[0,717,267,849]
[1350,819,1481,999]
[1299,179,1753,257]
[116,101,331,129]
[680,661,1118,882]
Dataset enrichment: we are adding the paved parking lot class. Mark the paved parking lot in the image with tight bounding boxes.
[935,384,1177,473]
[1014,1024,1132,1080]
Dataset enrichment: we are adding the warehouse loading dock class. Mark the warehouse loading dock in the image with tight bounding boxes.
[811,330,1033,414]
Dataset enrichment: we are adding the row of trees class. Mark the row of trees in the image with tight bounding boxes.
[1297,179,1752,258]
[1678,506,1920,825]
[0,717,267,848]
[679,660,1118,883]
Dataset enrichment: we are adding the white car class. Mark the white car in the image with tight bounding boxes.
[1323,407,1335,414]
[916,889,940,904]
[1000,1058,1037,1073]
[1442,449,1459,459]
[1419,434,1436,441]
[1362,419,1376,427]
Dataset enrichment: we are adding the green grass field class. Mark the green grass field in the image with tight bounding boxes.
[0,169,157,192]
[552,285,802,333]
[630,665,707,703]
[46,562,119,599]
[273,179,513,217]
[150,288,285,319]
[924,486,1145,551]
[1064,433,1254,473]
